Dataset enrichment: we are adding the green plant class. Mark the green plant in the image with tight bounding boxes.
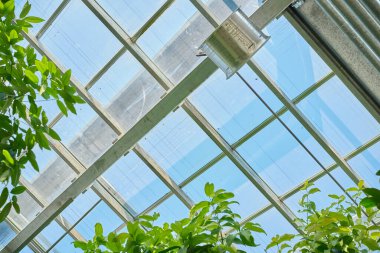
[74,183,266,252]
[360,170,380,209]
[266,180,380,253]
[0,0,84,222]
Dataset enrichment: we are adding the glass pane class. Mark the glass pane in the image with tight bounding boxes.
[137,0,211,84]
[184,157,269,218]
[237,118,322,194]
[40,0,122,84]
[74,201,122,240]
[298,76,380,155]
[0,222,15,250]
[139,108,221,183]
[53,103,117,167]
[348,141,380,187]
[88,51,165,132]
[254,16,331,99]
[95,0,166,35]
[8,192,43,230]
[35,221,65,250]
[50,234,81,253]
[190,66,282,144]
[150,195,188,225]
[102,152,169,213]
[60,189,100,226]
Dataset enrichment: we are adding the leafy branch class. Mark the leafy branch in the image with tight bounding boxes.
[0,0,84,222]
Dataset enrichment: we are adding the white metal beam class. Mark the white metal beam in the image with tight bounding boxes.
[1,58,217,253]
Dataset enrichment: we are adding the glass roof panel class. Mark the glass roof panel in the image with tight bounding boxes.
[348,141,380,187]
[95,0,166,35]
[139,108,221,183]
[237,118,322,194]
[184,157,269,218]
[150,195,188,225]
[190,67,283,144]
[53,103,117,167]
[0,222,15,250]
[102,152,169,213]
[8,192,43,230]
[35,221,65,251]
[254,16,331,99]
[88,52,165,132]
[40,0,123,84]
[50,234,80,253]
[298,76,380,155]
[137,0,197,59]
[73,201,123,240]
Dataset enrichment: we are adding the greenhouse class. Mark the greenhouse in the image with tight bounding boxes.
[0,0,379,252]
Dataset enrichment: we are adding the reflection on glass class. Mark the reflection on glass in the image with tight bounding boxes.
[139,108,221,183]
[298,76,380,156]
[184,157,269,218]
[102,152,169,213]
[40,0,122,84]
[8,192,43,230]
[89,51,165,132]
[254,16,331,99]
[53,103,117,167]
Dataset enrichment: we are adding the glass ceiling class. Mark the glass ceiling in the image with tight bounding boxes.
[1,0,380,252]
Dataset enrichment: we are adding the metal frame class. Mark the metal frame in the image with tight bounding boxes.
[2,0,379,251]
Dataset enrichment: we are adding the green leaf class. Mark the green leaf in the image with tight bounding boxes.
[56,100,67,116]
[73,241,88,250]
[0,188,9,209]
[0,202,12,222]
[244,222,266,234]
[95,223,103,237]
[48,128,61,141]
[25,69,38,83]
[12,201,20,214]
[20,1,31,18]
[11,186,26,195]
[204,182,214,197]
[308,188,320,194]
[360,197,377,208]
[24,16,45,23]
[62,69,71,86]
[2,150,14,165]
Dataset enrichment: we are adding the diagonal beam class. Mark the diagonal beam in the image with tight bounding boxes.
[1,58,217,253]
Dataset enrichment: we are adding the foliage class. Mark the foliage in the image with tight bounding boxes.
[74,183,267,252]
[266,180,380,253]
[0,0,84,222]
[360,170,380,209]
